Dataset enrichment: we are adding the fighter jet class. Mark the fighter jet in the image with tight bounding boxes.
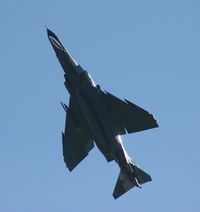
[47,29,158,199]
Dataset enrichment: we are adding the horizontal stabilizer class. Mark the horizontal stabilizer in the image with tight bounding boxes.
[130,162,152,185]
[113,165,152,199]
[113,171,135,199]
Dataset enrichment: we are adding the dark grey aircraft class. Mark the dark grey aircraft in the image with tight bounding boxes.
[47,29,158,199]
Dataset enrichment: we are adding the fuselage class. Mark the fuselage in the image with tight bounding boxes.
[76,83,122,158]
[72,74,135,182]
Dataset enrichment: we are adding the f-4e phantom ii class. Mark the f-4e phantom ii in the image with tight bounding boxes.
[47,29,158,199]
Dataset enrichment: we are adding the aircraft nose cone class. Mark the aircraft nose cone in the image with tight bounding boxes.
[46,27,56,38]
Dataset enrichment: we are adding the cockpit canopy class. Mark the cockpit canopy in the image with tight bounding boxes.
[80,71,96,87]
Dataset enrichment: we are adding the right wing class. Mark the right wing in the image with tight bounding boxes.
[102,91,158,135]
[62,96,94,172]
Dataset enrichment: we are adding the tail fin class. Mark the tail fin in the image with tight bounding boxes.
[113,164,152,199]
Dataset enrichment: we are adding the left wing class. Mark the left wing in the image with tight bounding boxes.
[62,96,94,171]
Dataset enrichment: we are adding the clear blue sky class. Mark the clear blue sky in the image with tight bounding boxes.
[1,0,199,211]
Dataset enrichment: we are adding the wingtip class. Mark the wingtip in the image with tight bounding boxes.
[154,119,159,128]
[112,193,118,200]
